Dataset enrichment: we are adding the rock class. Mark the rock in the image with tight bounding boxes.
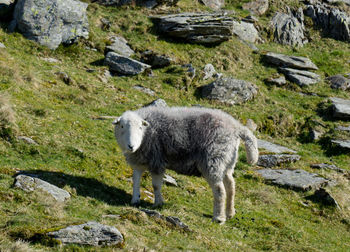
[330,97,350,120]
[97,0,179,8]
[141,209,163,219]
[203,64,217,80]
[271,7,308,47]
[326,74,350,91]
[310,163,346,173]
[232,20,262,43]
[0,0,15,20]
[13,0,89,50]
[257,139,296,154]
[200,0,224,10]
[164,174,178,186]
[14,174,70,202]
[56,72,74,85]
[41,57,59,63]
[150,13,235,44]
[305,2,350,42]
[264,52,318,70]
[104,52,151,76]
[309,129,322,141]
[0,42,6,48]
[311,188,340,208]
[242,0,268,16]
[17,136,38,145]
[100,18,111,31]
[279,67,321,87]
[133,85,156,96]
[257,154,301,168]
[141,209,191,231]
[331,139,350,150]
[105,36,134,57]
[182,64,196,79]
[140,50,173,69]
[257,169,329,191]
[242,15,259,24]
[336,125,350,132]
[47,222,123,246]
[199,77,258,105]
[145,98,168,107]
[267,75,286,86]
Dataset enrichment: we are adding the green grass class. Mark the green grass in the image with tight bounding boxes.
[1,1,350,251]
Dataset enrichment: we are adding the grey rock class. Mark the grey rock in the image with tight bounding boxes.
[326,74,350,91]
[104,52,151,76]
[257,169,329,191]
[257,154,301,168]
[331,139,350,150]
[41,57,59,63]
[0,42,6,48]
[312,188,340,209]
[271,7,308,47]
[141,209,191,231]
[164,174,178,186]
[257,139,297,154]
[305,2,350,42]
[200,0,224,10]
[232,20,262,43]
[14,175,70,202]
[279,67,321,87]
[309,129,322,141]
[200,77,258,105]
[102,214,120,219]
[145,98,168,107]
[203,64,217,80]
[330,97,350,119]
[242,0,268,16]
[13,0,89,50]
[140,50,173,69]
[0,0,15,20]
[311,163,346,173]
[151,13,235,44]
[133,85,156,96]
[336,125,350,132]
[105,36,134,57]
[97,0,179,8]
[267,76,286,86]
[264,52,318,70]
[182,64,196,79]
[47,222,123,246]
[100,18,111,31]
[141,209,163,218]
[17,136,38,145]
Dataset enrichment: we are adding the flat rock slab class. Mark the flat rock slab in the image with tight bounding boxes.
[199,77,258,105]
[258,154,301,168]
[104,52,151,75]
[336,125,350,132]
[47,221,123,246]
[310,163,346,173]
[14,175,70,202]
[264,52,318,70]
[144,98,168,107]
[330,97,350,120]
[327,74,350,90]
[279,67,320,87]
[257,139,296,154]
[331,139,350,150]
[257,169,329,191]
[105,36,134,57]
[150,13,234,44]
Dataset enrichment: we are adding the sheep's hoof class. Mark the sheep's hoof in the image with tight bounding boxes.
[226,210,236,220]
[212,216,226,224]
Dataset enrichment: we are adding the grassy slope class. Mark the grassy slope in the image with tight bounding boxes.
[0,0,350,251]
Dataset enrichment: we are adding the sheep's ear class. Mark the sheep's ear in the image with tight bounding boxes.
[142,120,149,127]
[112,117,121,125]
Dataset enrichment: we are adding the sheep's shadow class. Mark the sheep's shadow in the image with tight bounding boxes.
[21,170,151,207]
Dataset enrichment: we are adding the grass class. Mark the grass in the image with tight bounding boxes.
[0,1,350,251]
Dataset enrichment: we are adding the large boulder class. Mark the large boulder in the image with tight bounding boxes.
[104,52,151,76]
[199,77,258,105]
[0,0,15,20]
[12,0,89,50]
[264,52,318,70]
[271,7,308,47]
[305,1,350,42]
[150,12,235,44]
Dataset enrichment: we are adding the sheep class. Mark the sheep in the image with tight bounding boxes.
[113,106,258,223]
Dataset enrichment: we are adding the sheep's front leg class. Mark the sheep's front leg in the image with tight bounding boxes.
[151,173,164,207]
[131,168,144,206]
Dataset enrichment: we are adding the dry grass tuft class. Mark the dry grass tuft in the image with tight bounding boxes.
[0,94,17,140]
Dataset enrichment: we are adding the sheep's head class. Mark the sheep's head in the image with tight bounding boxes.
[113,111,149,153]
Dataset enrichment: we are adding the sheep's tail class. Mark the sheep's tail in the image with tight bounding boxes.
[239,127,259,165]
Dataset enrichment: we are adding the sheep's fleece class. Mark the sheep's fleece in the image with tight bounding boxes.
[113,106,258,223]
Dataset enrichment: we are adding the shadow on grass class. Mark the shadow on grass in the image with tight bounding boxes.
[22,170,151,207]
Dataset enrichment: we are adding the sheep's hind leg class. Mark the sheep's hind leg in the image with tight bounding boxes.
[131,168,144,206]
[224,172,235,220]
[210,181,226,224]
[151,173,164,207]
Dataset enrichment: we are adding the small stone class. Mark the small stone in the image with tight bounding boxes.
[145,99,168,107]
[203,64,217,80]
[336,125,350,132]
[164,174,178,186]
[257,139,296,154]
[311,188,340,209]
[104,52,151,76]
[140,50,173,69]
[41,57,59,63]
[141,209,163,219]
[330,97,350,120]
[309,129,322,141]
[327,74,350,91]
[331,139,350,150]
[0,42,6,48]
[100,18,111,30]
[165,216,191,231]
[199,0,225,10]
[310,163,346,173]
[47,221,123,246]
[182,64,196,79]
[267,76,286,86]
[242,0,269,16]
[56,72,74,85]
[264,52,318,70]
[17,136,38,145]
[133,85,156,96]
[257,154,301,168]
[105,36,134,57]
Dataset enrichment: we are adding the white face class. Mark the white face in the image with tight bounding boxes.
[113,112,149,153]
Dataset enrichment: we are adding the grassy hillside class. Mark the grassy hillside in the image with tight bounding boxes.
[1,0,350,251]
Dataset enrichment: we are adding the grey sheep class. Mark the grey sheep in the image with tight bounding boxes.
[113,106,258,223]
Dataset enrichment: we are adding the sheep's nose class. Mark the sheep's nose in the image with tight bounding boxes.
[128,144,134,151]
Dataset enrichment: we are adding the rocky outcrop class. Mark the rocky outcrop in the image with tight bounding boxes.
[271,7,308,47]
[47,222,123,246]
[257,154,301,168]
[305,1,350,42]
[199,77,258,105]
[330,97,350,119]
[150,13,235,44]
[264,52,318,70]
[242,0,268,16]
[104,52,151,75]
[326,74,350,90]
[279,67,321,87]
[105,36,134,57]
[12,0,89,50]
[14,174,70,202]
